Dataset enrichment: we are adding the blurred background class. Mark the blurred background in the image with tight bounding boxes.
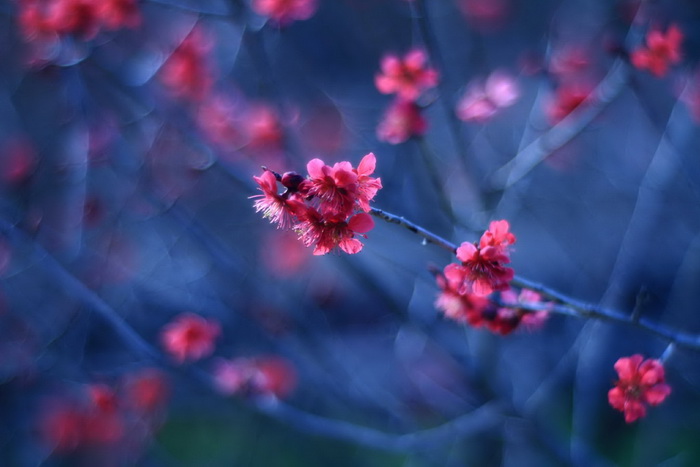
[1,0,700,465]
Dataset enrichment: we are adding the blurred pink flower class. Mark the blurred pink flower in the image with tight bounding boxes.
[631,24,683,78]
[160,313,221,363]
[252,0,318,26]
[375,49,439,101]
[456,71,520,123]
[377,98,427,144]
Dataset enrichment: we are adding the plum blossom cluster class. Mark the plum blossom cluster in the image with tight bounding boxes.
[631,24,683,78]
[213,356,297,399]
[18,0,141,44]
[39,369,169,459]
[251,0,318,26]
[608,355,671,423]
[434,220,550,335]
[252,153,382,255]
[375,49,438,144]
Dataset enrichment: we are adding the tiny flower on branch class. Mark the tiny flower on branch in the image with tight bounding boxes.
[160,312,221,363]
[631,24,683,78]
[608,354,671,423]
[252,0,318,26]
[213,356,297,399]
[375,49,439,101]
[377,98,427,144]
[443,220,516,297]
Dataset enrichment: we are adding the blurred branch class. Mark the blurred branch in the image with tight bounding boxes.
[489,59,629,190]
[0,216,505,453]
[253,397,502,452]
[370,207,700,352]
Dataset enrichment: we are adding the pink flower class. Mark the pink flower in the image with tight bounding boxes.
[251,0,318,26]
[354,153,383,212]
[214,356,297,398]
[375,49,439,101]
[493,288,550,334]
[306,158,359,217]
[160,313,220,363]
[294,206,374,255]
[305,153,382,216]
[608,355,671,423]
[456,71,520,123]
[377,98,427,144]
[251,170,305,229]
[447,220,516,296]
[631,24,683,78]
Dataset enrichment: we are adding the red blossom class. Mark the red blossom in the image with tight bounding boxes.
[631,24,683,78]
[252,0,318,26]
[353,153,383,212]
[251,170,304,229]
[375,49,439,101]
[377,98,427,144]
[160,313,221,363]
[294,206,374,255]
[306,158,359,217]
[252,154,381,255]
[448,220,516,296]
[547,83,591,124]
[123,368,170,414]
[608,355,671,423]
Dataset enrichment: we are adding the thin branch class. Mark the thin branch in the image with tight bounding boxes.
[370,207,700,352]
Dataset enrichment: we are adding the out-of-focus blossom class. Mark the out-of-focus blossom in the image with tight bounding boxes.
[160,313,221,363]
[18,0,140,43]
[631,24,683,78]
[456,0,510,31]
[123,368,170,414]
[375,49,438,101]
[608,355,671,423]
[214,356,297,398]
[456,71,520,123]
[251,0,318,26]
[159,27,215,103]
[244,104,285,154]
[377,98,427,144]
[98,0,141,30]
[547,83,591,124]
